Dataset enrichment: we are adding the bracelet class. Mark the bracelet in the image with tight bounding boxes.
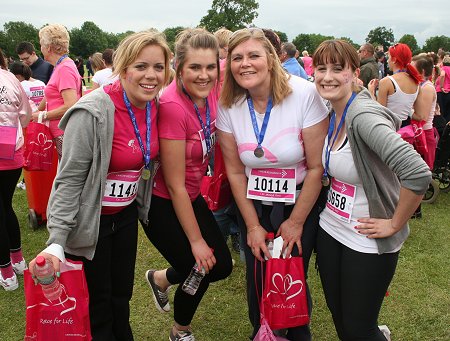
[247,225,261,233]
[43,111,48,120]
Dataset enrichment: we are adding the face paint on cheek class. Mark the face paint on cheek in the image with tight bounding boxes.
[342,71,353,84]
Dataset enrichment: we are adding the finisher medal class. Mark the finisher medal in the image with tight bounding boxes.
[142,168,151,180]
[254,147,265,158]
[321,175,330,187]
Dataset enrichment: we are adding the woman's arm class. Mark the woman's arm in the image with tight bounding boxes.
[376,77,392,107]
[412,85,434,121]
[218,130,270,261]
[32,89,78,121]
[91,82,100,90]
[159,138,216,272]
[351,113,431,237]
[356,187,422,238]
[278,118,328,257]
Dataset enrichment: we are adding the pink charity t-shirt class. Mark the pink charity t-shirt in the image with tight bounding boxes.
[153,80,219,201]
[302,56,313,76]
[44,58,82,137]
[0,69,32,170]
[101,80,159,215]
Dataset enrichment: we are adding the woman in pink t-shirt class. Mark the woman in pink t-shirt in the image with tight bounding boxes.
[28,31,172,340]
[0,51,32,291]
[142,28,232,341]
[35,24,82,159]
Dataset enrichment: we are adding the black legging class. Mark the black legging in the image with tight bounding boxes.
[0,167,22,266]
[316,227,398,341]
[142,194,233,326]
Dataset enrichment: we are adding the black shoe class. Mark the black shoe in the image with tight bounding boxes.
[411,211,422,219]
[145,270,170,313]
[231,233,240,253]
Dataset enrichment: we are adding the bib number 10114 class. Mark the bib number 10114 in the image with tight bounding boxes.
[253,178,288,193]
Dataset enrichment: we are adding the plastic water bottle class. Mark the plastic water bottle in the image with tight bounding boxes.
[182,248,214,295]
[182,262,206,295]
[34,256,64,301]
[265,232,274,260]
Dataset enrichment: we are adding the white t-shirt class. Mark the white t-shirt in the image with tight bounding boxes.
[21,79,45,106]
[319,136,402,253]
[217,76,328,184]
[92,68,117,87]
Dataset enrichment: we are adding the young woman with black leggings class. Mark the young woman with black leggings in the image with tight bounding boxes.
[313,40,431,341]
[142,28,232,341]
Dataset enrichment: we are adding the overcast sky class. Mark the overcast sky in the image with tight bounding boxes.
[1,0,448,47]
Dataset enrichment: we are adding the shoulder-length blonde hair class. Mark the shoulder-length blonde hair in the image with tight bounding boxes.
[220,28,291,108]
[39,24,70,55]
[112,29,172,86]
[91,52,105,73]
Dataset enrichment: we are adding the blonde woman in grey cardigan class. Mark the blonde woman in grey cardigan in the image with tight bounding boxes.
[313,40,431,341]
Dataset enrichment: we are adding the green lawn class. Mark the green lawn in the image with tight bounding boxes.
[1,186,449,340]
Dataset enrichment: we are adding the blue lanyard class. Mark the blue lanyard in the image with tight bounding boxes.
[56,54,68,66]
[393,69,406,74]
[247,95,273,151]
[122,90,151,171]
[182,87,212,155]
[323,92,357,179]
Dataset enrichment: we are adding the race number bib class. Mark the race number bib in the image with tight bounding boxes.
[247,168,296,203]
[326,178,356,223]
[102,169,141,207]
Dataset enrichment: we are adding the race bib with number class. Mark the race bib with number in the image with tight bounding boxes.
[102,169,141,207]
[247,168,296,203]
[326,178,356,223]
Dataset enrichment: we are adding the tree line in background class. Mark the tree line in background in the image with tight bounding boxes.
[0,0,449,60]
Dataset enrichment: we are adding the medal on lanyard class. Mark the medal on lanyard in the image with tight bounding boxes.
[122,90,152,180]
[322,92,357,186]
[247,95,273,158]
[182,87,212,156]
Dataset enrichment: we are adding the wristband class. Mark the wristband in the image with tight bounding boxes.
[43,111,48,120]
[247,225,261,233]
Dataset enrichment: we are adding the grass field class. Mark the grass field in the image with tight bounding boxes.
[1,184,449,341]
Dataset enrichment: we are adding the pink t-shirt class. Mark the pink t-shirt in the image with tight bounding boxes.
[302,56,313,76]
[0,69,32,170]
[44,58,82,137]
[441,65,450,92]
[101,80,159,215]
[153,80,219,201]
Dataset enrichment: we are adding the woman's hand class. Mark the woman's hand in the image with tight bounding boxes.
[277,218,302,258]
[31,111,41,122]
[355,218,397,238]
[247,225,270,261]
[28,252,61,278]
[368,79,379,97]
[190,239,216,273]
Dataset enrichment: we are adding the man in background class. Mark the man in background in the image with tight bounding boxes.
[16,42,53,84]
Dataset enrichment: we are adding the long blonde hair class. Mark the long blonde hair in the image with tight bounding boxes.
[220,28,291,108]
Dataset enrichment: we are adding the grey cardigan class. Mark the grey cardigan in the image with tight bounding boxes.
[346,89,431,254]
[46,88,154,260]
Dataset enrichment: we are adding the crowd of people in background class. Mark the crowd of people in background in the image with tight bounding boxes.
[0,22,448,341]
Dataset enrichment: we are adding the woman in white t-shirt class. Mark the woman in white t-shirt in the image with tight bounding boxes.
[313,39,430,341]
[9,61,45,107]
[91,49,117,90]
[217,28,328,340]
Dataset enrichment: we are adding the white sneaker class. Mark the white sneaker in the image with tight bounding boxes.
[16,181,26,190]
[0,272,19,291]
[379,325,391,341]
[12,259,28,275]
